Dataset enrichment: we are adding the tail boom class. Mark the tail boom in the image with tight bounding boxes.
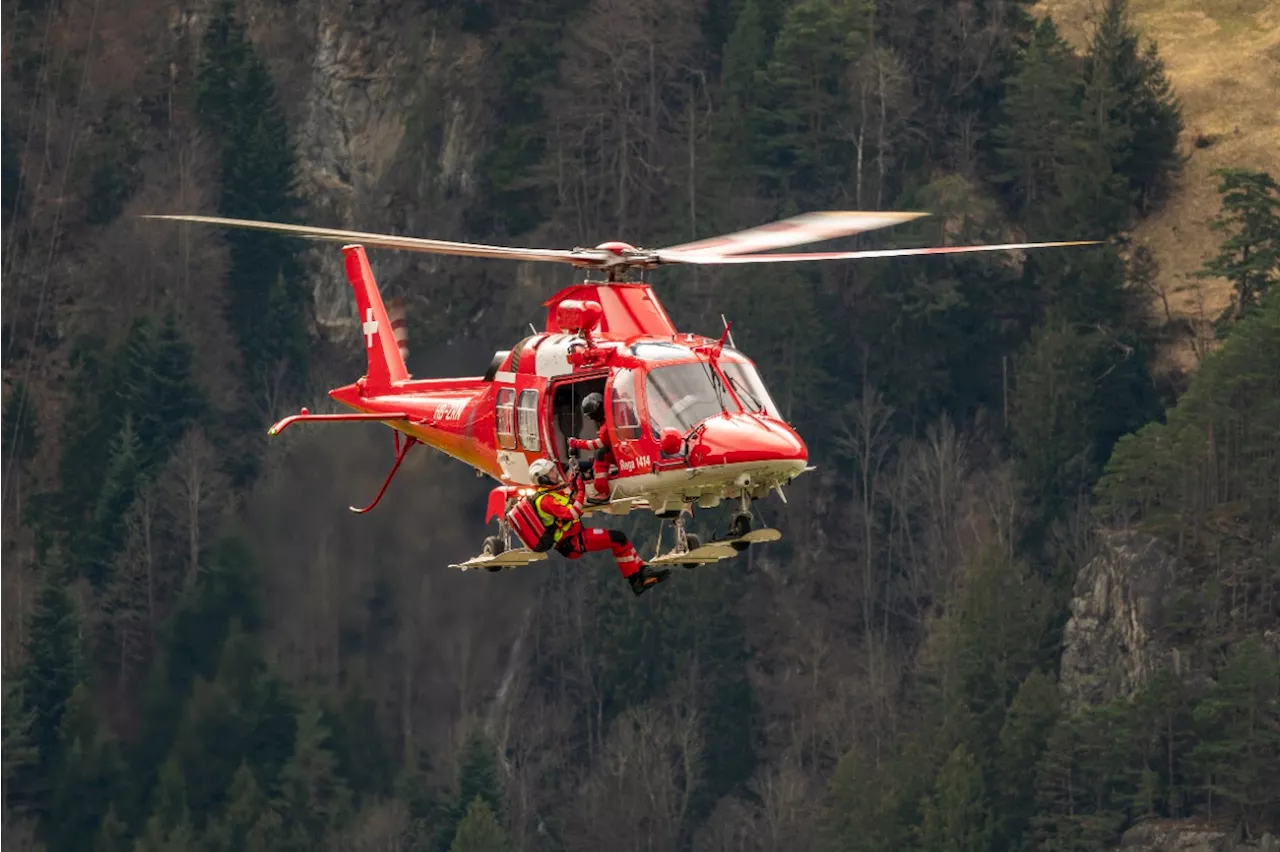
[329,379,503,479]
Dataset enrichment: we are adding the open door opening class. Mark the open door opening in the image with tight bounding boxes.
[548,373,608,472]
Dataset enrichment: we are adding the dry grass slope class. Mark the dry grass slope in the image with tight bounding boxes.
[1035,0,1280,368]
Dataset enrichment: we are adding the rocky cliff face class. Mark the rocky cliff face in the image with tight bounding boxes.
[244,0,493,337]
[1059,528,1192,710]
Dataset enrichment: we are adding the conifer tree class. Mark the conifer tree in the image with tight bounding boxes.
[450,796,512,852]
[1189,636,1280,833]
[1082,0,1182,214]
[20,572,82,780]
[195,0,308,393]
[46,684,126,851]
[1197,167,1280,324]
[276,700,354,849]
[992,18,1083,219]
[203,763,284,852]
[995,670,1062,848]
[918,744,993,852]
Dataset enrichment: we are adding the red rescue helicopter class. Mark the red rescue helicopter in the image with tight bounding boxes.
[147,211,1096,571]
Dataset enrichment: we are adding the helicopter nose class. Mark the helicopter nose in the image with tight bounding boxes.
[686,412,808,468]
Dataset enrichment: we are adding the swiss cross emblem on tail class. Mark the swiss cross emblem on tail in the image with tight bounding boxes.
[363,308,378,348]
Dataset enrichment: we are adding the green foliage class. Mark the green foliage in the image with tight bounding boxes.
[1188,636,1280,834]
[994,670,1062,847]
[917,548,1055,761]
[752,0,871,198]
[45,684,126,851]
[450,796,512,852]
[1082,0,1183,215]
[435,729,504,851]
[1095,286,1280,545]
[918,744,993,852]
[1196,167,1280,325]
[992,18,1089,221]
[471,0,589,236]
[20,572,82,781]
[276,701,354,849]
[195,0,309,392]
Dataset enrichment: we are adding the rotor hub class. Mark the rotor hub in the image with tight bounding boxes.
[595,241,636,256]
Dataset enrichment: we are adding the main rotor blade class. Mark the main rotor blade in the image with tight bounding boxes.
[658,210,929,257]
[659,240,1102,265]
[143,214,609,266]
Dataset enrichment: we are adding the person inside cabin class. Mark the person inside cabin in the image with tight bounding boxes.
[508,459,670,597]
[567,392,613,504]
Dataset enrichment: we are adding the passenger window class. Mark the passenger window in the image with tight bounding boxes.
[609,370,642,441]
[517,389,540,451]
[496,388,516,450]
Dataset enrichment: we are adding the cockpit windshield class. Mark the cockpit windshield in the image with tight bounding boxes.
[719,354,783,419]
[645,360,740,434]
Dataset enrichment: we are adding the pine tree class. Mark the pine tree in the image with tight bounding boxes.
[918,744,993,852]
[1082,0,1182,214]
[276,701,354,849]
[713,0,769,186]
[20,572,82,779]
[195,0,308,393]
[1196,167,1280,324]
[754,0,871,199]
[46,684,127,851]
[202,763,283,852]
[83,419,143,587]
[994,670,1062,848]
[135,757,199,852]
[450,796,512,852]
[1189,636,1280,834]
[992,18,1084,219]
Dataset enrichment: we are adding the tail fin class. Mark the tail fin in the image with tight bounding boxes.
[343,244,409,393]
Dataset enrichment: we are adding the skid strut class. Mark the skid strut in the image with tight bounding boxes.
[350,431,419,514]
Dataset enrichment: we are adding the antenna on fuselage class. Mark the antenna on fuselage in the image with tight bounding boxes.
[720,314,737,349]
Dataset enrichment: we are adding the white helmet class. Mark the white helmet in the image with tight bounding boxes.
[528,458,560,486]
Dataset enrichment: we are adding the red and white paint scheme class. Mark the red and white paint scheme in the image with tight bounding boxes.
[149,209,1097,566]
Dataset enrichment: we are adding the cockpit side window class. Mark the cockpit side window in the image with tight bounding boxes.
[609,369,642,440]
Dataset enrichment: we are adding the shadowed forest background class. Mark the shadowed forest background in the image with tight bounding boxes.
[2,0,1278,850]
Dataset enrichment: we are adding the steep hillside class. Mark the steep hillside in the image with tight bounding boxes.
[1036,0,1280,366]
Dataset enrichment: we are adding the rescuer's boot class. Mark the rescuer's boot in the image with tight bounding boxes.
[629,564,671,597]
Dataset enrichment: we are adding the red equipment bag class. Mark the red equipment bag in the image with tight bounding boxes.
[507,496,555,552]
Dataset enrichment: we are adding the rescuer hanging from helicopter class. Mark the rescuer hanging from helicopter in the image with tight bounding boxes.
[567,392,612,504]
[508,459,670,595]
[507,459,671,596]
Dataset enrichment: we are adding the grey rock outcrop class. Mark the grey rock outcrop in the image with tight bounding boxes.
[1118,820,1279,852]
[1059,529,1189,710]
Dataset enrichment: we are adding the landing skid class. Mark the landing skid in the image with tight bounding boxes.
[706,527,782,550]
[649,508,738,568]
[449,548,548,573]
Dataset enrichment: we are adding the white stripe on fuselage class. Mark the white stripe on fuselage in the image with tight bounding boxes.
[610,459,808,504]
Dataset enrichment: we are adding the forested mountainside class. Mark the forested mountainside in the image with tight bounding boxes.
[2,0,1277,849]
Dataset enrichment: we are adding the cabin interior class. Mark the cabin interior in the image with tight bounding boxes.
[549,375,608,466]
